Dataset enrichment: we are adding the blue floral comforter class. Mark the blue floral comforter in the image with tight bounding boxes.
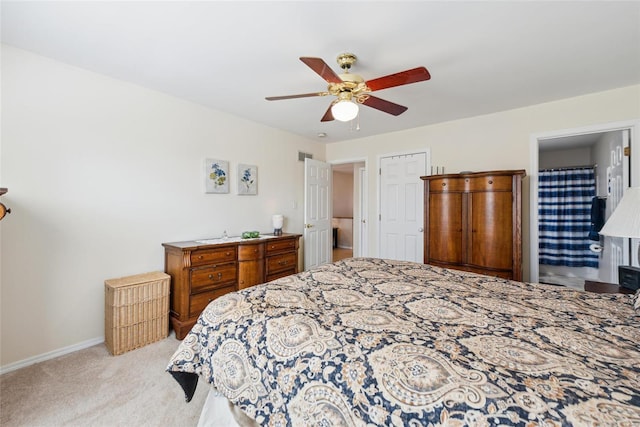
[167,257,640,426]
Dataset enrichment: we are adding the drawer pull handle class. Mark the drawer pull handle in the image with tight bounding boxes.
[279,260,288,265]
[218,273,222,279]
[441,183,446,187]
[208,274,214,280]
[225,252,231,256]
[198,255,203,260]
[488,180,493,184]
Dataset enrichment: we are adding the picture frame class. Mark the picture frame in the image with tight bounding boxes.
[204,158,229,194]
[237,164,257,195]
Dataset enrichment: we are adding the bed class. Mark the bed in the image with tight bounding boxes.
[166,257,640,426]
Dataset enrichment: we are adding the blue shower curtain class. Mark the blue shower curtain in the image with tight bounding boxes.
[538,167,598,268]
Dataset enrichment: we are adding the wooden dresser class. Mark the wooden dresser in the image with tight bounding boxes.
[163,233,301,339]
[421,170,525,281]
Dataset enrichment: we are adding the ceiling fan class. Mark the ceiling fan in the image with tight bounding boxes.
[265,53,431,122]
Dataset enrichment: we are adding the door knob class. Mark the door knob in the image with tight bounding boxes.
[418,227,424,232]
[305,224,314,228]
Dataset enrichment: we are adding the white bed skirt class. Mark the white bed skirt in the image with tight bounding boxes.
[198,387,257,427]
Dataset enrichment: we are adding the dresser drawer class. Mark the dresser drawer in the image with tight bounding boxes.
[190,263,237,293]
[238,243,264,261]
[189,284,236,317]
[266,268,296,282]
[190,247,236,267]
[265,238,297,255]
[266,252,296,274]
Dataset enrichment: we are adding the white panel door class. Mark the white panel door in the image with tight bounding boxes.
[304,158,332,270]
[379,153,426,262]
[601,130,631,282]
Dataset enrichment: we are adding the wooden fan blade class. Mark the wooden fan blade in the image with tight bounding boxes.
[361,95,408,116]
[265,92,328,101]
[366,67,431,92]
[300,57,342,84]
[320,104,335,122]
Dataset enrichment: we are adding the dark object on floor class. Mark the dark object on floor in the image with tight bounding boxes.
[169,371,198,402]
[589,196,606,241]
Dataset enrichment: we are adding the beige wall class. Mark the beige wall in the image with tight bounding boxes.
[0,45,324,369]
[539,147,592,169]
[2,43,639,370]
[326,84,640,280]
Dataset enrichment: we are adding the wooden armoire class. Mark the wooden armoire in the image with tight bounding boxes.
[421,170,525,281]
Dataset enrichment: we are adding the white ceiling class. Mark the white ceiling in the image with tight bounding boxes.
[2,1,639,144]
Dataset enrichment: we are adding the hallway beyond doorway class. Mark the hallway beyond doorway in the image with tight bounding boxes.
[333,247,352,262]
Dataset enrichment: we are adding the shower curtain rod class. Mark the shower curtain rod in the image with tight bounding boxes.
[539,164,597,172]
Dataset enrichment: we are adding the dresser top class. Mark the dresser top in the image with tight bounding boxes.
[162,233,301,250]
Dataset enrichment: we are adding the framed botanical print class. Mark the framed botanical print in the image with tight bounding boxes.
[204,159,229,194]
[237,164,257,195]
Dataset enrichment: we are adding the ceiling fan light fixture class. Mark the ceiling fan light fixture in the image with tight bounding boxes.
[331,100,359,122]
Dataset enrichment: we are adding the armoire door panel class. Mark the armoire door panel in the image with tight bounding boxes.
[469,192,513,270]
[428,192,464,264]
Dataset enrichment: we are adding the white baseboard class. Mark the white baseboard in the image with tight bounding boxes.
[0,336,104,375]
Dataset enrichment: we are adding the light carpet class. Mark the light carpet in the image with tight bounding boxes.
[0,333,209,426]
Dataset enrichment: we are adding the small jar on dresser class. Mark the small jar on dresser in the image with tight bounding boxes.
[162,233,301,339]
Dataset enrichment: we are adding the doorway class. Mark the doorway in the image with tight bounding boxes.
[331,161,366,262]
[530,120,640,287]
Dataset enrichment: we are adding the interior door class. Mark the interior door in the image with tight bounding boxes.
[304,158,332,270]
[601,129,630,282]
[379,152,426,262]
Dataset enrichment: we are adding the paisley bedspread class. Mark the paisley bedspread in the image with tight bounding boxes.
[166,257,640,426]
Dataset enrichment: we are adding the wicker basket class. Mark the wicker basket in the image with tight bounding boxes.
[105,271,170,355]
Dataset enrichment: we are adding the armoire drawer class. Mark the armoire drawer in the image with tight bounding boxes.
[467,175,513,192]
[429,178,467,192]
